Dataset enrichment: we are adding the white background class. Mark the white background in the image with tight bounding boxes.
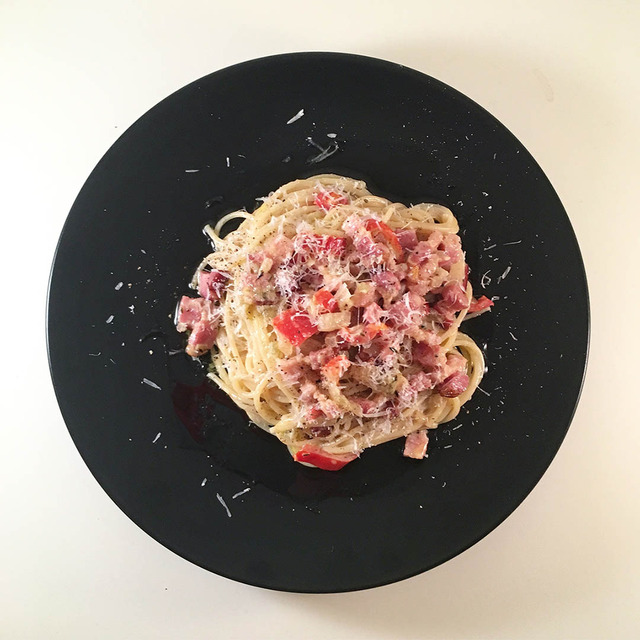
[2,1,639,638]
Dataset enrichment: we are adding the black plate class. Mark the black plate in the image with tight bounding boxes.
[47,52,589,593]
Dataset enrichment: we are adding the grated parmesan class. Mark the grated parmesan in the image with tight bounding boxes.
[306,137,339,164]
[216,493,232,517]
[286,109,305,124]
[498,265,512,282]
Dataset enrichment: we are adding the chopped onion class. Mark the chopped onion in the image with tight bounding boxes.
[317,311,350,332]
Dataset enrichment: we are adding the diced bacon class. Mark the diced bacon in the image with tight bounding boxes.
[342,215,386,267]
[299,381,318,404]
[426,230,444,250]
[403,430,429,459]
[412,340,444,370]
[444,352,467,376]
[176,296,221,357]
[398,371,435,406]
[434,282,469,317]
[342,214,366,237]
[350,282,377,307]
[395,229,418,250]
[397,382,414,405]
[299,269,324,288]
[243,270,277,305]
[248,250,266,266]
[437,371,469,398]
[363,302,384,324]
[314,392,342,419]
[278,355,309,383]
[264,235,294,267]
[409,371,438,394]
[376,346,397,367]
[323,331,349,351]
[307,346,337,370]
[299,335,324,355]
[304,405,324,421]
[322,354,351,383]
[353,234,385,267]
[438,233,463,269]
[197,270,228,301]
[407,282,429,297]
[309,424,332,437]
[176,296,204,328]
[338,323,388,346]
[372,270,403,305]
[398,371,438,405]
[353,394,387,415]
[297,377,345,421]
[365,219,403,259]
[387,292,425,330]
[468,295,494,313]
[274,265,300,297]
[410,241,435,265]
[402,368,444,405]
[393,262,409,280]
[407,241,442,290]
[187,322,218,357]
[296,234,347,257]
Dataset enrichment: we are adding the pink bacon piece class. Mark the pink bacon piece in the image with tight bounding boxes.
[176,296,221,357]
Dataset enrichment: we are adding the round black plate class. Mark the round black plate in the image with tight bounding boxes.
[47,53,589,593]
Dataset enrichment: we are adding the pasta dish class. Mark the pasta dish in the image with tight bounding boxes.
[176,175,493,470]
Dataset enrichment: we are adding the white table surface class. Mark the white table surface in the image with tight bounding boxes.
[2,1,639,638]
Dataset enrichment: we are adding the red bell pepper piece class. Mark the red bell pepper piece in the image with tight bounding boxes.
[294,445,358,470]
[298,234,347,256]
[320,235,347,254]
[365,219,403,259]
[272,309,318,346]
[314,190,349,211]
[313,289,339,313]
[463,263,470,288]
[338,322,389,346]
[322,354,351,383]
[468,295,494,313]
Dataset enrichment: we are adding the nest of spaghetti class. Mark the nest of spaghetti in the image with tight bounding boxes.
[177,174,493,470]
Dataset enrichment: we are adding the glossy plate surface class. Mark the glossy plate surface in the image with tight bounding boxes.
[47,53,589,592]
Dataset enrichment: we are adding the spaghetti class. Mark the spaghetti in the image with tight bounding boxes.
[176,175,493,470]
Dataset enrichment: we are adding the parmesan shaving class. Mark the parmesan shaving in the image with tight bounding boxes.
[286,109,305,124]
[216,493,232,517]
[142,378,161,390]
